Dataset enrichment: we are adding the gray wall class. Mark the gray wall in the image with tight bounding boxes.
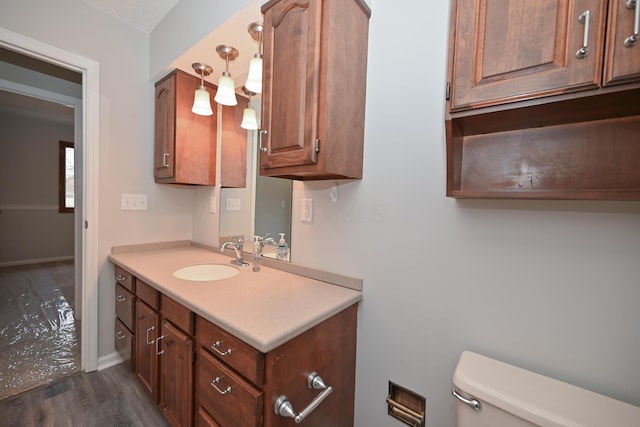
[0,111,74,264]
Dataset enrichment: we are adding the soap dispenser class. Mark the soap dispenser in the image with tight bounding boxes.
[276,233,289,261]
[252,236,262,272]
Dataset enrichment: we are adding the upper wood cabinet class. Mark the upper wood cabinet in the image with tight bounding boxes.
[450,0,640,112]
[446,0,640,199]
[450,0,608,111]
[259,0,371,180]
[154,70,248,187]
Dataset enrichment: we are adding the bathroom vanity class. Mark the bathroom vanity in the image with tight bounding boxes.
[109,242,361,427]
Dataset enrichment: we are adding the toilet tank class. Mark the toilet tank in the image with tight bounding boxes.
[452,351,640,427]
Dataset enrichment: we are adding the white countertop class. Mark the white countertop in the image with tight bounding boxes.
[108,244,362,353]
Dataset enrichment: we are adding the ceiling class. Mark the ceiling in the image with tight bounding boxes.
[0,0,262,123]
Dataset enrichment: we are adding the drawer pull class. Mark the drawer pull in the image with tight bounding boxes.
[625,0,639,47]
[116,295,126,302]
[146,326,155,345]
[575,10,591,59]
[115,331,126,340]
[210,376,232,395]
[211,340,232,356]
[156,335,165,355]
[115,274,127,281]
[274,372,333,424]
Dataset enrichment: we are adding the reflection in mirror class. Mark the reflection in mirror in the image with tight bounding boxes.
[219,100,293,260]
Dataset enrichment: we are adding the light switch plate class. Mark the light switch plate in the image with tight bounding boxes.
[121,193,148,211]
[209,196,217,214]
[226,198,241,211]
[301,199,313,222]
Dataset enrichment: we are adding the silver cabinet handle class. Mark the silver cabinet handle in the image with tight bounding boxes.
[116,295,126,302]
[155,335,165,355]
[452,389,482,411]
[162,152,170,167]
[146,326,155,345]
[625,0,639,47]
[210,340,232,356]
[259,129,268,152]
[115,274,126,281]
[274,372,333,424]
[115,331,126,340]
[210,376,232,395]
[576,10,591,59]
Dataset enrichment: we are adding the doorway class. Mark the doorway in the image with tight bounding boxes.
[0,27,100,378]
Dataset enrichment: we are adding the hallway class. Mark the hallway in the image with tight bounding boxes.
[0,261,80,400]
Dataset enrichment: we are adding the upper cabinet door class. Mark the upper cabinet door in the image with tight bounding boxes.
[604,0,640,85]
[450,0,607,111]
[154,76,175,179]
[261,0,321,170]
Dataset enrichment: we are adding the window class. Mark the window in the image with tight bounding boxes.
[59,141,74,213]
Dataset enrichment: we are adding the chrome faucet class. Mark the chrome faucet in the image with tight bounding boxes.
[221,237,249,267]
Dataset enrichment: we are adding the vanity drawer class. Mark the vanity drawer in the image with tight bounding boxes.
[161,293,193,335]
[115,283,135,331]
[196,315,265,386]
[114,318,135,371]
[114,265,135,292]
[198,348,262,427]
[197,407,221,427]
[136,279,160,310]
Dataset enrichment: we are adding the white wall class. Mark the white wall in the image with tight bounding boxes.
[290,1,640,426]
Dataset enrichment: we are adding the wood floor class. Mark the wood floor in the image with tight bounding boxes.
[0,362,170,427]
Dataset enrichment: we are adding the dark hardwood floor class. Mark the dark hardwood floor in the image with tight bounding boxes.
[0,362,170,427]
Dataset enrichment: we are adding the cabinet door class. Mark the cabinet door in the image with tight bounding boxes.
[154,75,176,179]
[136,300,160,402]
[261,0,322,170]
[450,0,606,111]
[160,320,194,427]
[604,0,640,85]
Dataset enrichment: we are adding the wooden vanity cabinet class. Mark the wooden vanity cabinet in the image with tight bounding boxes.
[135,279,195,427]
[195,304,358,427]
[259,0,371,180]
[114,266,135,370]
[446,0,640,199]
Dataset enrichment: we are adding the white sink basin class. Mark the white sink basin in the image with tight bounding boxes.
[173,263,239,281]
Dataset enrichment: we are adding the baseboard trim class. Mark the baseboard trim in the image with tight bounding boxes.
[97,352,125,371]
[0,256,74,267]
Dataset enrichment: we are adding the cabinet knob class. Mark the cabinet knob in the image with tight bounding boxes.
[210,376,232,395]
[210,340,232,356]
[116,295,126,302]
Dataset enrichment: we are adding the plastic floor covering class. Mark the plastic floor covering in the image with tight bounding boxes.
[0,261,80,400]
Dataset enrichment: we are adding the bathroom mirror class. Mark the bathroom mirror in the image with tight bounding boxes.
[219,101,293,259]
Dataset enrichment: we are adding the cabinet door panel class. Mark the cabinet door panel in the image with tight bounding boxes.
[261,0,321,169]
[160,320,194,427]
[604,0,640,85]
[154,76,175,179]
[451,0,606,111]
[136,300,160,402]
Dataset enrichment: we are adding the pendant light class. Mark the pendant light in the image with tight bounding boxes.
[214,45,239,106]
[191,62,214,116]
[240,87,258,130]
[244,22,264,94]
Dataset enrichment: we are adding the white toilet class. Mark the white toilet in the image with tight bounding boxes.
[452,351,640,427]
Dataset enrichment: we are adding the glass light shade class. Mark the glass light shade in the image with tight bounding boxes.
[244,56,263,94]
[191,88,213,116]
[214,75,238,106]
[241,107,259,130]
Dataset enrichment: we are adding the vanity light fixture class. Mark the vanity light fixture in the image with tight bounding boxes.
[214,44,239,106]
[240,87,259,130]
[191,62,214,116]
[244,21,264,94]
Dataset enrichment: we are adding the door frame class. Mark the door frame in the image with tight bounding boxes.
[0,27,99,372]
